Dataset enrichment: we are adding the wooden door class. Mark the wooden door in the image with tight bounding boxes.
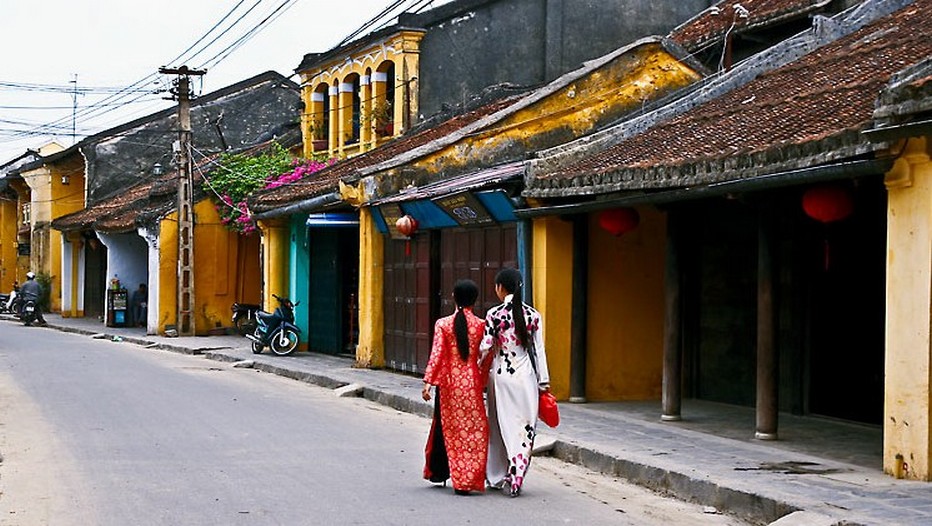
[383,234,433,374]
[438,224,517,319]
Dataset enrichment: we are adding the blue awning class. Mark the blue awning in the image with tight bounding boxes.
[305,213,359,227]
[368,162,523,234]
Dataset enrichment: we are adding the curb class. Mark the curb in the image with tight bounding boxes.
[548,440,800,524]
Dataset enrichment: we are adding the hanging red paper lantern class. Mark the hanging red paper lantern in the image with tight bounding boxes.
[802,185,853,223]
[598,208,640,237]
[395,214,419,255]
[802,184,854,272]
[395,214,419,237]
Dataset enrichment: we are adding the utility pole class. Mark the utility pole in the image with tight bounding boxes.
[70,74,79,144]
[159,65,205,337]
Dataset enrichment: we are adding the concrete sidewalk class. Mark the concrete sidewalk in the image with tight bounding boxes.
[26,314,932,525]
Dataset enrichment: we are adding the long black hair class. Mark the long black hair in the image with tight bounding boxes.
[495,267,529,349]
[453,279,479,360]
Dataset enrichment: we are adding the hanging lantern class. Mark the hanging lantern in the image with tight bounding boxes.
[598,208,640,237]
[802,184,854,271]
[395,214,419,255]
[395,214,419,237]
[802,185,853,223]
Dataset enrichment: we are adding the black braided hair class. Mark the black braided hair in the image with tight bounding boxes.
[495,268,528,349]
[452,279,479,361]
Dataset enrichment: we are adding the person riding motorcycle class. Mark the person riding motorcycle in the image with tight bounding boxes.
[19,272,47,325]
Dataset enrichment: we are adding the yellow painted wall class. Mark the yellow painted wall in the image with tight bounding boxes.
[18,156,85,313]
[883,136,932,480]
[0,198,16,291]
[20,167,52,287]
[532,216,574,400]
[412,43,700,176]
[47,161,85,312]
[8,179,31,284]
[258,218,290,312]
[159,200,261,335]
[356,207,385,367]
[298,29,424,156]
[587,207,666,400]
[158,211,179,333]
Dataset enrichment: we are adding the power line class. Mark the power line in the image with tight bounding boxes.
[0,81,159,94]
[9,0,272,149]
[197,0,301,71]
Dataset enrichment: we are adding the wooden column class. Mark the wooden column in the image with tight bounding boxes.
[662,210,683,421]
[756,205,778,440]
[569,214,589,402]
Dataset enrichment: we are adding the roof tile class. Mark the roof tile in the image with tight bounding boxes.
[670,0,831,52]
[530,1,931,195]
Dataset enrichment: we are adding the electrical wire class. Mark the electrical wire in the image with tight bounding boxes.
[3,0,274,149]
[197,0,301,71]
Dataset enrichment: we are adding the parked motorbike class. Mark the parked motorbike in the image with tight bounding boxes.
[245,294,301,356]
[20,299,37,326]
[231,302,262,335]
[2,288,23,317]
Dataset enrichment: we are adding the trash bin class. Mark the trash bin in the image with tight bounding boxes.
[107,288,128,327]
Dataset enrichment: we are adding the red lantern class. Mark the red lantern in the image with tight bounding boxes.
[395,214,419,236]
[598,208,640,237]
[395,214,419,255]
[802,184,854,271]
[802,185,853,223]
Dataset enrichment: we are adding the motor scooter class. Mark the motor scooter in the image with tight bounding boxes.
[245,294,301,356]
[1,286,23,317]
[231,302,262,335]
[20,299,38,326]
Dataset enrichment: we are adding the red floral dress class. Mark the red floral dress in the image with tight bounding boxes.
[423,308,489,492]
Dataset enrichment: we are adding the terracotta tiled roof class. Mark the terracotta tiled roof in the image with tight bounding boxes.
[249,95,524,213]
[51,177,161,232]
[670,0,831,53]
[527,1,931,197]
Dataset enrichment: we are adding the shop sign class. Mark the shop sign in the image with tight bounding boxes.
[379,203,408,239]
[432,192,494,227]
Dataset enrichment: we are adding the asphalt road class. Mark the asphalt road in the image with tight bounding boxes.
[0,322,748,526]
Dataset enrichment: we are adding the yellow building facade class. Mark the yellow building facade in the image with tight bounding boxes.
[884,135,932,479]
[350,40,697,399]
[297,29,425,158]
[158,199,261,335]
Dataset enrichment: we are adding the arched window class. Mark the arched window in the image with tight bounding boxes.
[342,73,361,145]
[310,83,330,149]
[374,61,396,137]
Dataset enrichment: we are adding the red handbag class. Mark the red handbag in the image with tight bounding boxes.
[539,391,560,428]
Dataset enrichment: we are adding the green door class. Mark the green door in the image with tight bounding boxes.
[308,227,358,354]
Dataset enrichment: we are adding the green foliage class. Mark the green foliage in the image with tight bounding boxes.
[208,142,294,204]
[36,271,53,312]
[202,142,337,235]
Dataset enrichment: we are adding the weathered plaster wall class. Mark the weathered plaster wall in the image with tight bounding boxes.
[532,215,573,400]
[299,31,424,156]
[411,43,700,181]
[0,198,16,291]
[356,208,385,367]
[159,212,178,333]
[259,218,290,313]
[98,232,148,296]
[884,136,932,480]
[587,207,666,400]
[160,200,261,335]
[414,0,709,119]
[83,75,300,205]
